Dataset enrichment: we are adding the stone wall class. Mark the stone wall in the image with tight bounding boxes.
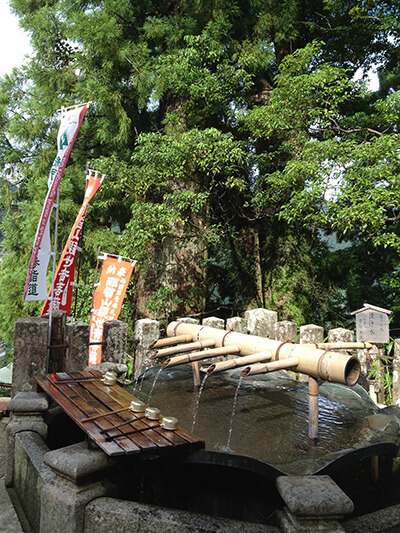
[12,314,128,397]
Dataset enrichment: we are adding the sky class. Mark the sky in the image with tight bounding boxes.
[0,2,32,77]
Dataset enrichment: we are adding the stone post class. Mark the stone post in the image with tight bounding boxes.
[47,310,67,373]
[6,392,49,488]
[393,339,400,405]
[226,317,247,334]
[276,475,354,532]
[299,324,324,345]
[12,317,48,397]
[275,321,297,343]
[65,321,90,372]
[102,320,128,364]
[327,328,371,391]
[245,308,277,338]
[327,327,354,343]
[202,316,224,329]
[298,324,324,382]
[40,442,116,533]
[134,319,160,379]
[177,317,200,325]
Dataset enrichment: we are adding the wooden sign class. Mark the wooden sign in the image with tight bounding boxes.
[355,309,390,344]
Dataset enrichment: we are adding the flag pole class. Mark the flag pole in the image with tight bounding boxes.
[45,187,60,373]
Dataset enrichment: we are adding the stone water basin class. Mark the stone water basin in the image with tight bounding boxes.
[135,365,400,476]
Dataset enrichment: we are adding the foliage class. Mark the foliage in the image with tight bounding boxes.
[0,0,400,345]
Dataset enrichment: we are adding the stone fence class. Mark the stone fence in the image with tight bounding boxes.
[11,307,400,405]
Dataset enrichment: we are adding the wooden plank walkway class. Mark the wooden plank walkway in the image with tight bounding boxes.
[36,370,204,457]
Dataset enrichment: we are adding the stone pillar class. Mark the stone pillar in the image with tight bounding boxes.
[276,475,354,532]
[40,442,116,533]
[177,317,200,325]
[327,327,354,343]
[245,308,277,338]
[226,317,247,334]
[202,316,224,329]
[102,320,128,364]
[275,321,297,343]
[393,339,400,405]
[12,317,48,397]
[299,324,324,345]
[6,392,49,487]
[47,310,67,373]
[297,324,324,381]
[134,319,160,378]
[65,321,90,372]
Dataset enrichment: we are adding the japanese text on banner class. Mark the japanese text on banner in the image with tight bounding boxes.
[89,257,134,365]
[41,171,103,317]
[24,104,88,302]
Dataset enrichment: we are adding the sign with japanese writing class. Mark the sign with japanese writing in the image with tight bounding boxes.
[88,257,135,365]
[24,104,88,302]
[356,310,390,344]
[41,170,103,317]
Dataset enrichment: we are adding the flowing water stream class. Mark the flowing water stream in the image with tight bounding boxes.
[226,374,244,450]
[191,374,209,433]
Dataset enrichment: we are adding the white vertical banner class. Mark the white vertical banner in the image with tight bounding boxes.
[24,104,88,302]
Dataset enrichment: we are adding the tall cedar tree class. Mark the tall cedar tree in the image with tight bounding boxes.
[0,0,399,342]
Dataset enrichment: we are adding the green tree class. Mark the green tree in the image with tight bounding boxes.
[0,0,400,343]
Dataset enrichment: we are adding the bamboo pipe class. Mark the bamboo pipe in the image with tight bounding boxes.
[309,376,319,442]
[302,342,373,350]
[206,351,273,374]
[152,338,215,359]
[166,321,360,386]
[162,345,241,368]
[241,357,300,376]
[150,334,193,350]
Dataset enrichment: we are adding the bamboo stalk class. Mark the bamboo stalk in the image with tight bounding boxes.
[167,322,361,386]
[150,334,193,350]
[206,350,273,374]
[162,345,241,368]
[106,423,160,441]
[241,357,300,376]
[81,406,130,422]
[100,415,145,433]
[152,338,215,359]
[192,361,201,387]
[302,342,373,350]
[309,376,319,442]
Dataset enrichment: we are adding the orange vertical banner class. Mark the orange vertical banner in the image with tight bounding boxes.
[41,170,103,317]
[88,256,135,365]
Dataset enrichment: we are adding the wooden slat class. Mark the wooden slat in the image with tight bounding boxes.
[93,378,193,446]
[36,377,125,456]
[35,371,204,457]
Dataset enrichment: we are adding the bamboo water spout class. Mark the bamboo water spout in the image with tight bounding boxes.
[152,338,216,359]
[166,321,360,386]
[206,351,273,374]
[163,345,241,369]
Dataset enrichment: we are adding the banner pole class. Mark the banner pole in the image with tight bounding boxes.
[45,188,60,373]
[72,166,90,318]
